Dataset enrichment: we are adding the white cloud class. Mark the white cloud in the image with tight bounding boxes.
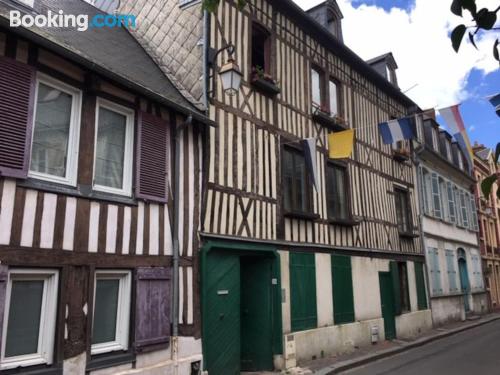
[293,0,499,109]
[469,125,476,132]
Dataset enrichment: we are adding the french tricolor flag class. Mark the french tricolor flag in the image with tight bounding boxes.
[378,117,415,145]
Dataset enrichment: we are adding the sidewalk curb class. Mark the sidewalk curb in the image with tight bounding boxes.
[314,315,500,374]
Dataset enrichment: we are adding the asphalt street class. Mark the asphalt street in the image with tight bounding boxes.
[344,319,500,375]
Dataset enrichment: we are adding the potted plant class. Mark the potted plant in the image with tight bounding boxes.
[250,66,280,96]
[312,106,348,131]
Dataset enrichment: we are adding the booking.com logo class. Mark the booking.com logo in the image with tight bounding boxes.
[9,10,136,31]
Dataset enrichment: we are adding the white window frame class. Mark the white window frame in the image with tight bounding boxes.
[1,269,59,370]
[29,74,82,186]
[91,270,131,355]
[92,98,135,197]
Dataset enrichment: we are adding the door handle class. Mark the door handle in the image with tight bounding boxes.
[219,313,225,320]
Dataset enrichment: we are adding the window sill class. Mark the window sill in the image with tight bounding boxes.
[284,211,320,221]
[311,110,348,131]
[399,231,419,239]
[250,77,280,96]
[86,351,135,373]
[328,218,360,227]
[392,150,410,162]
[1,364,62,375]
[18,178,138,206]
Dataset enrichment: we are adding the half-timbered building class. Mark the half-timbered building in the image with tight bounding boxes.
[0,1,210,373]
[473,144,500,311]
[119,0,433,373]
[415,111,486,326]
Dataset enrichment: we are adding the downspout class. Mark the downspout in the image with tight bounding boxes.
[172,114,193,375]
[203,9,210,111]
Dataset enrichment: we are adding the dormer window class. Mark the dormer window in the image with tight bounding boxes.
[386,65,393,84]
[17,0,34,7]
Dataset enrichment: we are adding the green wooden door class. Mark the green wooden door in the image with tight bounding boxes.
[379,272,396,340]
[240,257,274,371]
[204,251,241,375]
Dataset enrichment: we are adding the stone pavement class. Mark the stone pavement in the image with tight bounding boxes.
[244,312,500,375]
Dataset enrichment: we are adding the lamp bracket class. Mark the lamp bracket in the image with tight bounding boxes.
[209,43,236,67]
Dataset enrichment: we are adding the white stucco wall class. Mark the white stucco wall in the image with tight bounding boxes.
[351,257,390,321]
[316,253,334,327]
[430,295,465,325]
[291,318,385,363]
[63,337,202,375]
[395,310,433,339]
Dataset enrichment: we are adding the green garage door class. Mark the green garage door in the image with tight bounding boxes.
[204,251,241,375]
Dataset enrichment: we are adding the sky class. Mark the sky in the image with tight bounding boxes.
[293,0,500,148]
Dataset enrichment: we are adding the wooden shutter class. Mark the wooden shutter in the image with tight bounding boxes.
[290,253,317,332]
[135,267,172,352]
[414,262,428,310]
[331,255,355,324]
[447,182,456,223]
[0,265,8,357]
[389,261,402,316]
[0,57,36,178]
[136,112,169,202]
[445,250,458,292]
[431,173,441,218]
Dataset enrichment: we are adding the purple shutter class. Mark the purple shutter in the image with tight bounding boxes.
[135,267,172,352]
[136,111,169,202]
[0,265,8,357]
[0,57,36,178]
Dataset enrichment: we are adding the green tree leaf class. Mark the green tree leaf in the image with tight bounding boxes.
[494,39,499,62]
[495,142,500,164]
[451,0,463,16]
[469,31,478,49]
[461,0,477,16]
[451,25,467,52]
[482,174,497,197]
[475,9,497,30]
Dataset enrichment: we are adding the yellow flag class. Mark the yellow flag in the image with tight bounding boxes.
[328,129,355,159]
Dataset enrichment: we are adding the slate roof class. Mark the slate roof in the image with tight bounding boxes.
[0,0,211,123]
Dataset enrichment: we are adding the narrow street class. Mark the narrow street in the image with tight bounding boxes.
[344,319,500,375]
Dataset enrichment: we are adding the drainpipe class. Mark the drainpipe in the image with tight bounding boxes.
[172,114,193,375]
[202,9,210,111]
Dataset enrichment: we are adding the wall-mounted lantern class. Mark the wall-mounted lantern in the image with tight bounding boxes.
[210,44,242,97]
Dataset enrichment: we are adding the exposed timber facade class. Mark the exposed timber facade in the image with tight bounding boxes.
[120,0,433,372]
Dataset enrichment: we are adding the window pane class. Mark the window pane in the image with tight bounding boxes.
[295,153,307,212]
[311,69,321,107]
[5,280,44,357]
[329,80,338,116]
[95,108,127,189]
[31,83,72,177]
[335,167,347,219]
[283,150,293,212]
[92,279,120,345]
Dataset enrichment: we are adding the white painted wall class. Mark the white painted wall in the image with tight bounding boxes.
[430,295,465,325]
[351,257,389,321]
[395,310,432,339]
[292,318,385,363]
[316,253,334,327]
[63,337,202,375]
